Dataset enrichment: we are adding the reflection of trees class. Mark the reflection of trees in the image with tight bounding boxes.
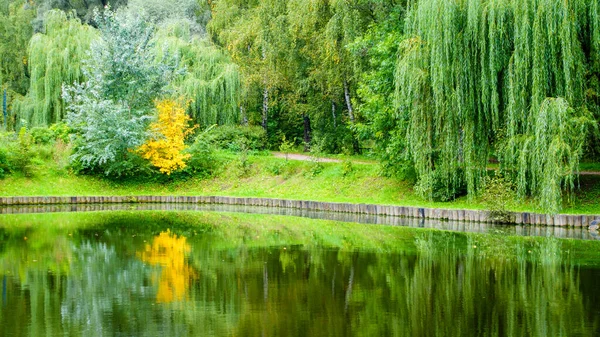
[60,241,152,335]
[0,228,73,336]
[0,213,599,336]
[352,235,595,337]
[186,236,597,337]
[139,230,196,303]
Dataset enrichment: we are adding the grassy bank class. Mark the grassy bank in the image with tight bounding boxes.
[1,147,599,215]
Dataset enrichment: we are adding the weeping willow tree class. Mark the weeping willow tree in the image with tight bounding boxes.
[13,9,96,126]
[153,20,241,127]
[396,0,598,212]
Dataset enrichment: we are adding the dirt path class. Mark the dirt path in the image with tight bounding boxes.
[272,152,343,162]
[271,152,600,175]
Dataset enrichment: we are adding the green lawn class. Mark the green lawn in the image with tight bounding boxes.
[1,149,599,215]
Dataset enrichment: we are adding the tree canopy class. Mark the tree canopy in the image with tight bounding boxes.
[1,0,599,211]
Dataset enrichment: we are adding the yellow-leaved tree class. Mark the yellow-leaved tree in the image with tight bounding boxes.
[138,99,197,174]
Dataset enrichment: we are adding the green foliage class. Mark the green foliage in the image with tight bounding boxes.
[15,10,97,127]
[28,122,71,145]
[306,141,324,177]
[394,0,599,212]
[279,135,294,160]
[30,126,55,144]
[49,122,70,143]
[153,21,241,126]
[201,125,266,152]
[10,127,35,177]
[350,7,404,176]
[502,98,593,214]
[480,173,517,223]
[128,0,207,31]
[0,133,12,177]
[341,160,354,177]
[414,169,466,202]
[184,136,218,178]
[0,0,35,96]
[267,160,285,175]
[64,8,178,177]
[32,0,128,28]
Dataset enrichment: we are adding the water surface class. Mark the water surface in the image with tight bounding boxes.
[1,211,599,336]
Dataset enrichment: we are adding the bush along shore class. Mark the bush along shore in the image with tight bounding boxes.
[1,195,599,228]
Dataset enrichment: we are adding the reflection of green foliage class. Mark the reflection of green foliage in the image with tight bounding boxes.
[1,211,600,336]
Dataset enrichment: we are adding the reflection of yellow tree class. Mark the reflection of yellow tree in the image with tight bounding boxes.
[139,230,196,303]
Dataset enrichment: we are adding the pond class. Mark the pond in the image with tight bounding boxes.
[1,210,599,336]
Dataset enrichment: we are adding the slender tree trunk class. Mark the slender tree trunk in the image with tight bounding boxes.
[303,113,312,152]
[261,45,269,135]
[344,80,360,153]
[343,80,355,124]
[240,105,248,125]
[262,86,268,133]
[332,101,337,129]
[2,90,7,130]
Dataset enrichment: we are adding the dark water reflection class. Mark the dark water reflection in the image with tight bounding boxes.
[0,212,599,336]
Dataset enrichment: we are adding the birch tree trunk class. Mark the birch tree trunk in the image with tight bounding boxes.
[344,79,360,153]
[332,101,337,129]
[262,86,268,132]
[344,80,355,124]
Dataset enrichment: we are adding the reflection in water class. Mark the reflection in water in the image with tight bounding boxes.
[398,234,590,336]
[0,212,599,336]
[139,230,196,303]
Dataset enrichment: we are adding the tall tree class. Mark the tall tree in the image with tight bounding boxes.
[64,8,178,176]
[13,9,96,126]
[32,0,127,31]
[393,0,597,212]
[154,20,241,126]
[0,0,34,96]
[209,0,289,141]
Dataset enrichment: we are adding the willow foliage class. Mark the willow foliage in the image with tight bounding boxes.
[154,21,241,126]
[396,0,598,212]
[15,10,96,127]
[0,0,34,96]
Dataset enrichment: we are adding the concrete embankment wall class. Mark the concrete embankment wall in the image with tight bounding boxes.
[0,196,598,227]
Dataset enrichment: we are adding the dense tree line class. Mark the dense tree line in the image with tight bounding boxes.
[0,0,598,212]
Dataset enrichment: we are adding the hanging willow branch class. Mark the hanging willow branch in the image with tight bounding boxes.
[15,10,96,126]
[396,0,597,212]
[153,21,241,127]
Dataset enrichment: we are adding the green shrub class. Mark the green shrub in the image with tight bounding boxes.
[49,122,71,143]
[279,135,294,159]
[480,173,517,223]
[236,144,251,177]
[30,126,55,144]
[306,140,324,177]
[185,136,218,178]
[0,132,16,177]
[31,143,55,161]
[0,146,11,178]
[10,127,35,177]
[415,169,466,202]
[202,125,266,151]
[342,160,354,177]
[268,161,285,175]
